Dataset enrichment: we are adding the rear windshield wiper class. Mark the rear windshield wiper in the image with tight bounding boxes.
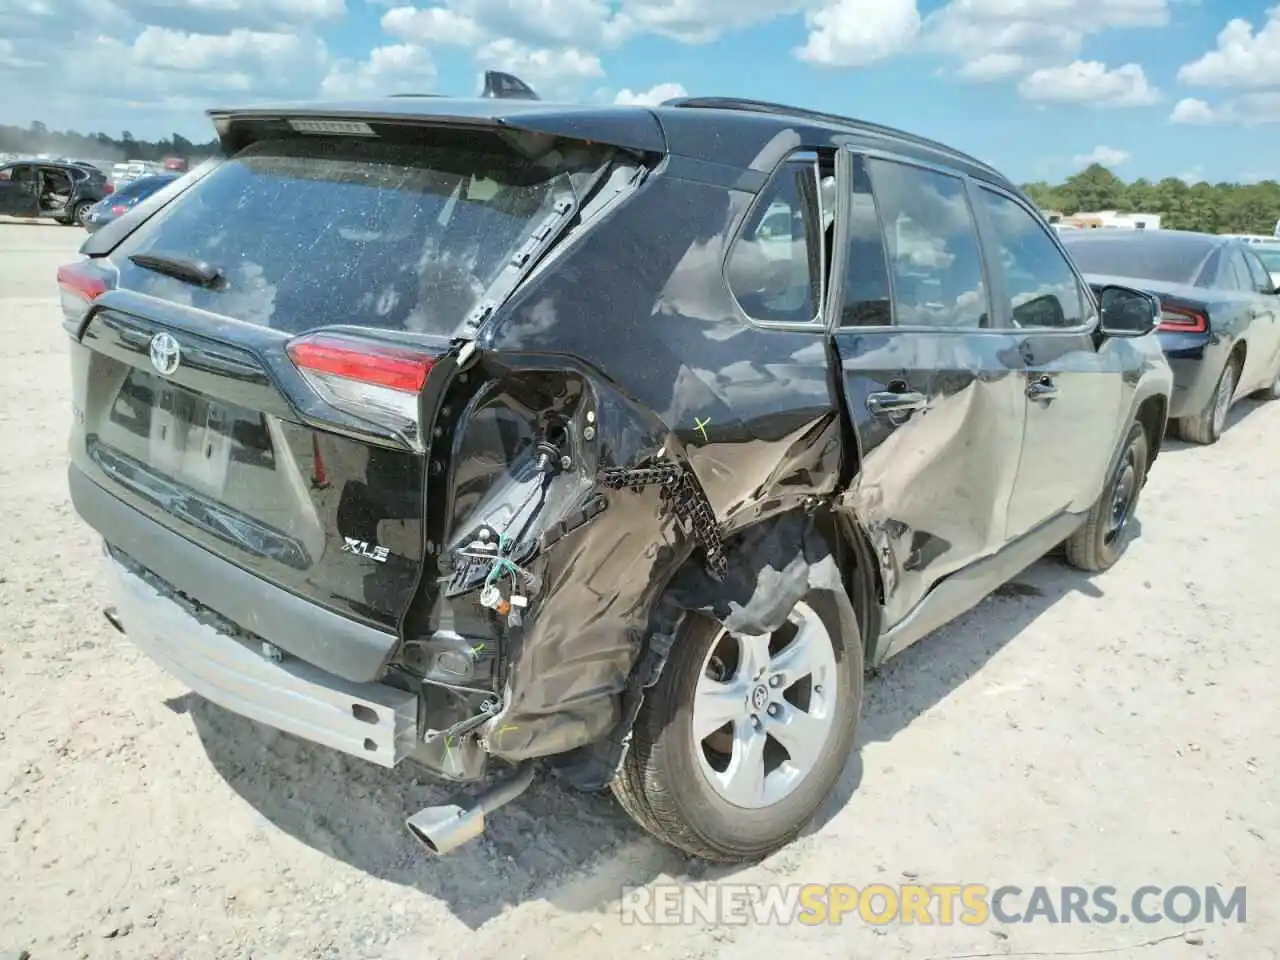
[128,251,224,289]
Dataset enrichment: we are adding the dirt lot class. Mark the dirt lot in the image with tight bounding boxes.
[1,220,1275,960]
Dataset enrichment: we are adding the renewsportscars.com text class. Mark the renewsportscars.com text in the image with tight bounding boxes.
[620,883,1247,926]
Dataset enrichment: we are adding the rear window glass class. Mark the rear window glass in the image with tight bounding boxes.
[1060,236,1213,285]
[112,133,613,336]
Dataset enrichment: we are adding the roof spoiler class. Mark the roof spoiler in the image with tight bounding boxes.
[482,71,540,101]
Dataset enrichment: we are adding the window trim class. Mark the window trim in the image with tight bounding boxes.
[828,145,1003,335]
[721,149,830,333]
[970,180,1100,337]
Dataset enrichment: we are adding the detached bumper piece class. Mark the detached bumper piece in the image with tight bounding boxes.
[102,549,418,767]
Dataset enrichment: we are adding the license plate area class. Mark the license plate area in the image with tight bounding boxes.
[149,381,235,496]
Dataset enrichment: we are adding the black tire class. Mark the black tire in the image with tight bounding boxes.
[70,202,93,227]
[1174,355,1237,445]
[612,587,863,862]
[1064,420,1148,573]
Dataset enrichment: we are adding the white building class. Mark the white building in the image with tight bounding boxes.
[1065,210,1162,230]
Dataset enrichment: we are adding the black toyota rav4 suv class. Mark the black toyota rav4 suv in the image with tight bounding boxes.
[62,83,1172,863]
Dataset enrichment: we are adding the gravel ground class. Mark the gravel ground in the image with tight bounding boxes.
[1,221,1276,960]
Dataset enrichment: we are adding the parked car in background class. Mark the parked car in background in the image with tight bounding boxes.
[82,172,179,233]
[60,87,1171,864]
[1061,229,1280,444]
[162,155,188,172]
[0,158,110,225]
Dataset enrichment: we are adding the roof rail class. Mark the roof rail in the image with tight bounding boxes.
[662,96,1001,178]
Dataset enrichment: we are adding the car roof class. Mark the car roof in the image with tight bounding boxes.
[205,95,1015,191]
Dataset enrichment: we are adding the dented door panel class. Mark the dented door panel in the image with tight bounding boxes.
[832,330,1027,631]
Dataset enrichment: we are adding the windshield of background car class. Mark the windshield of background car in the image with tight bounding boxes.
[111,132,615,336]
[1061,235,1214,285]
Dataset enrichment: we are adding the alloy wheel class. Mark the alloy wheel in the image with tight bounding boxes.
[691,602,838,809]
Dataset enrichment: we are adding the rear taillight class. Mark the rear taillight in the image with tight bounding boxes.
[104,183,114,195]
[1157,305,1207,333]
[56,260,113,326]
[287,332,437,449]
[110,204,127,215]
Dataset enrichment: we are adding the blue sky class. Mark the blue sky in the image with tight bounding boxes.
[0,0,1275,184]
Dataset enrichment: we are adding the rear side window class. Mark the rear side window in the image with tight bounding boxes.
[1219,249,1250,291]
[838,156,892,327]
[865,158,989,329]
[112,133,615,336]
[726,157,824,325]
[1244,249,1275,291]
[975,187,1087,329]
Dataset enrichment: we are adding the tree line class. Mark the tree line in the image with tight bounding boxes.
[1021,163,1280,236]
[2,121,1275,236]
[0,122,216,164]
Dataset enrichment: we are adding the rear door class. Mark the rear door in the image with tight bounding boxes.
[829,150,1027,631]
[65,126,615,665]
[0,164,40,216]
[1228,245,1280,388]
[969,183,1121,534]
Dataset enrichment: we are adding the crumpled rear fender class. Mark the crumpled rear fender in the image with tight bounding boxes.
[427,351,702,763]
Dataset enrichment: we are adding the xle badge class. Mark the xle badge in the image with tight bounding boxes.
[343,537,390,563]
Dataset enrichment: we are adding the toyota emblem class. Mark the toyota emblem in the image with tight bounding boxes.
[149,332,181,377]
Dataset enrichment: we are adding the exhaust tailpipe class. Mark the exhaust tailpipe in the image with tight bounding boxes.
[406,762,535,855]
[103,606,125,634]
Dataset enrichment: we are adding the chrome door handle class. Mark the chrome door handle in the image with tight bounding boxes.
[867,390,927,414]
[1026,376,1058,401]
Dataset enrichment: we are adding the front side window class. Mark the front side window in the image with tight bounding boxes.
[865,158,989,328]
[726,157,823,325]
[976,187,1087,329]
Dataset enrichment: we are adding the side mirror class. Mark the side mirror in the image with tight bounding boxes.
[1098,285,1160,337]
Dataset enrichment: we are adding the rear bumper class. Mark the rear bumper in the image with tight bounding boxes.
[67,465,398,683]
[103,546,419,767]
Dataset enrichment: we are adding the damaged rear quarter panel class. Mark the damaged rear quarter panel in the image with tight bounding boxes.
[437,162,845,763]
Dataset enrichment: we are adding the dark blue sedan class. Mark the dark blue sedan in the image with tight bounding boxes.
[83,173,179,233]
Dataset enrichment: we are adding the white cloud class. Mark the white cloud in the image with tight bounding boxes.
[473,37,604,91]
[1168,92,1280,126]
[381,6,485,46]
[1071,145,1129,168]
[1178,165,1205,185]
[1017,60,1160,107]
[1170,96,1219,123]
[795,0,921,67]
[616,0,807,44]
[923,0,1170,81]
[319,43,436,98]
[1177,7,1280,89]
[957,51,1026,81]
[614,82,687,105]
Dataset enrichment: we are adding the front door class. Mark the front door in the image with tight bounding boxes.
[969,183,1121,535]
[829,151,1027,630]
[0,165,40,217]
